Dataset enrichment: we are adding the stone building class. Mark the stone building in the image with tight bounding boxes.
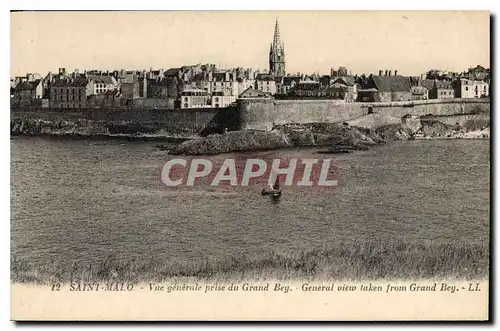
[118,72,147,102]
[430,80,455,99]
[325,76,358,102]
[49,78,88,108]
[277,76,302,95]
[210,72,239,96]
[86,75,119,95]
[255,73,277,95]
[455,79,489,99]
[291,80,325,97]
[211,91,236,108]
[87,89,121,108]
[358,74,412,102]
[236,77,256,96]
[180,89,210,109]
[410,86,429,100]
[12,79,45,108]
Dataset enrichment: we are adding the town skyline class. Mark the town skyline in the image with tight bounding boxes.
[11,11,490,77]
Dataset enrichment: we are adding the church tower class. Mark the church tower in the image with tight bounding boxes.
[269,18,285,77]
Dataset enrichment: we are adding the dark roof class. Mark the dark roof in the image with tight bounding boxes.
[239,87,270,98]
[15,80,41,91]
[256,74,275,81]
[103,89,120,96]
[191,73,207,82]
[87,75,115,84]
[51,78,88,87]
[296,81,321,90]
[213,72,235,81]
[371,76,411,92]
[421,79,435,90]
[282,76,302,86]
[15,81,34,90]
[164,68,182,76]
[332,76,355,86]
[434,80,453,89]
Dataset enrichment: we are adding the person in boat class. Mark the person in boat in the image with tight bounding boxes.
[262,176,281,197]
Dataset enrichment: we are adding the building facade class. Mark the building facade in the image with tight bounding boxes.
[86,75,119,95]
[456,79,489,99]
[12,79,45,108]
[358,74,412,102]
[326,77,358,102]
[255,74,277,95]
[431,81,455,99]
[50,78,88,108]
[180,89,210,108]
[211,91,236,108]
[291,81,325,97]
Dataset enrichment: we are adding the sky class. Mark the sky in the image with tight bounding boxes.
[10,10,490,77]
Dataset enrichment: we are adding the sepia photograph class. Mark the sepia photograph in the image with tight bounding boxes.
[9,9,491,321]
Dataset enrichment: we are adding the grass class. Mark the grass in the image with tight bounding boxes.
[11,240,489,285]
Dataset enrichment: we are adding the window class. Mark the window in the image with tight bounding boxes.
[184,97,188,102]
[215,97,219,102]
[184,103,188,108]
[465,87,468,91]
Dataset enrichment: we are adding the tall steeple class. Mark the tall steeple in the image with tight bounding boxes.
[269,17,285,77]
[273,18,281,49]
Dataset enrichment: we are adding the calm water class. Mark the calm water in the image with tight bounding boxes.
[11,137,490,266]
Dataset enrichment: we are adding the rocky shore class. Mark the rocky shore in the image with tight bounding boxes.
[11,118,110,136]
[11,115,489,155]
[10,118,195,141]
[169,119,489,156]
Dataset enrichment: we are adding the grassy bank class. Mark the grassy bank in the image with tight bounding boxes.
[11,240,489,285]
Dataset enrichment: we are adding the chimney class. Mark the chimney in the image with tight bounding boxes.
[388,70,392,77]
[379,70,383,76]
[385,70,388,76]
[59,68,66,76]
[394,70,398,76]
[26,73,34,81]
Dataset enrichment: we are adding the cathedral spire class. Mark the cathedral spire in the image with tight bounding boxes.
[273,17,281,49]
[269,17,285,77]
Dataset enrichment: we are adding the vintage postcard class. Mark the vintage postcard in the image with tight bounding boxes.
[10,10,490,321]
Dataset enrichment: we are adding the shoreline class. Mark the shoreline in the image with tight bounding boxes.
[166,122,490,156]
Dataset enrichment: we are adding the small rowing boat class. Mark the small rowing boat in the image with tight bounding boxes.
[261,176,282,198]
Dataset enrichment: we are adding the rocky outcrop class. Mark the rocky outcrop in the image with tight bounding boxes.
[415,117,490,139]
[11,118,110,136]
[170,130,290,155]
[169,124,394,156]
[10,118,197,139]
[168,117,490,156]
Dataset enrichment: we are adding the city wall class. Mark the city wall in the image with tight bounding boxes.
[238,98,490,131]
[11,99,490,137]
[11,107,236,136]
